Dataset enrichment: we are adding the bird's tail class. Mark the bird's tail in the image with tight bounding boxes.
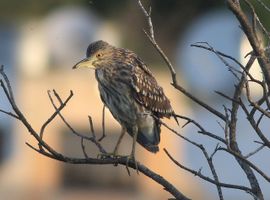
[127,116,161,153]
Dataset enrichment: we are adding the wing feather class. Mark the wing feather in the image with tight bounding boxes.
[131,57,174,118]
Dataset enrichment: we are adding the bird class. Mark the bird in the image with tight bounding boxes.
[73,40,176,162]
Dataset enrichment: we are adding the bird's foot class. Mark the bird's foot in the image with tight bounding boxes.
[97,152,116,159]
[125,154,139,176]
[97,152,126,160]
[97,153,139,175]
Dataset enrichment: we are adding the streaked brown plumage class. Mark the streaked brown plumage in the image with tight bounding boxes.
[73,40,176,159]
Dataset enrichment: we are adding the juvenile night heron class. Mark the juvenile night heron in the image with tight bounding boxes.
[73,40,176,161]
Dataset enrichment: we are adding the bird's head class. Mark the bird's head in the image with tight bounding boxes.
[73,40,114,70]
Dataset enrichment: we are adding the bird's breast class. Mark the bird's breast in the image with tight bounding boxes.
[95,69,137,124]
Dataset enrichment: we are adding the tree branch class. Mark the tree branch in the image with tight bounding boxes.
[227,0,270,91]
[164,148,254,195]
[0,65,191,200]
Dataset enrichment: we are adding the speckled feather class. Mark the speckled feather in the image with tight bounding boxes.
[131,56,174,118]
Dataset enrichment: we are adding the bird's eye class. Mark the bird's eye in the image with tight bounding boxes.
[96,53,102,58]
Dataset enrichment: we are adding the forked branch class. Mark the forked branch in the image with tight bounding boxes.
[0,65,190,200]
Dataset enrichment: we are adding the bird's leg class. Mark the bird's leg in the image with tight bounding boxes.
[97,127,126,160]
[98,105,106,141]
[113,127,126,156]
[131,127,138,159]
[125,126,139,175]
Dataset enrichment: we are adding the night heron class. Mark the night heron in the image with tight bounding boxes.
[73,40,176,162]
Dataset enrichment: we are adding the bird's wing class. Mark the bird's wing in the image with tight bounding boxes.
[131,59,174,118]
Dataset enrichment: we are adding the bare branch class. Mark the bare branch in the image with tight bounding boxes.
[137,0,154,39]
[223,106,230,146]
[158,117,224,199]
[0,65,16,103]
[1,64,191,200]
[227,0,270,92]
[203,145,224,200]
[175,114,226,144]
[137,0,177,83]
[39,90,73,140]
[81,138,89,158]
[244,82,270,118]
[244,144,265,159]
[34,145,191,200]
[240,99,270,148]
[191,42,258,81]
[164,148,254,195]
[215,90,239,103]
[1,67,62,157]
[192,42,242,80]
[88,115,96,138]
[47,90,107,154]
[0,108,19,119]
[173,84,227,121]
[137,1,228,122]
[218,147,270,182]
[228,44,264,199]
[0,1,269,199]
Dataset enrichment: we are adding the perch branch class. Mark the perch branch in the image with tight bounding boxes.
[0,66,190,200]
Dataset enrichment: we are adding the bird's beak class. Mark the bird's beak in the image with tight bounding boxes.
[72,57,96,69]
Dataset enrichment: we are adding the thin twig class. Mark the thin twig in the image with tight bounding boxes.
[0,109,19,119]
[164,148,254,194]
[1,67,62,157]
[88,115,96,138]
[0,66,16,103]
[157,116,224,199]
[137,0,155,39]
[137,0,177,84]
[240,99,270,148]
[218,147,270,182]
[39,90,73,140]
[192,42,241,80]
[175,114,226,144]
[244,144,265,159]
[215,91,240,103]
[81,138,89,158]
[203,146,224,200]
[245,81,270,118]
[47,90,106,153]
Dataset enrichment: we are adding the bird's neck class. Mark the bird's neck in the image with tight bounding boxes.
[95,67,112,84]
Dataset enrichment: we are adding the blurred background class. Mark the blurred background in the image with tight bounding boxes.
[0,0,269,199]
